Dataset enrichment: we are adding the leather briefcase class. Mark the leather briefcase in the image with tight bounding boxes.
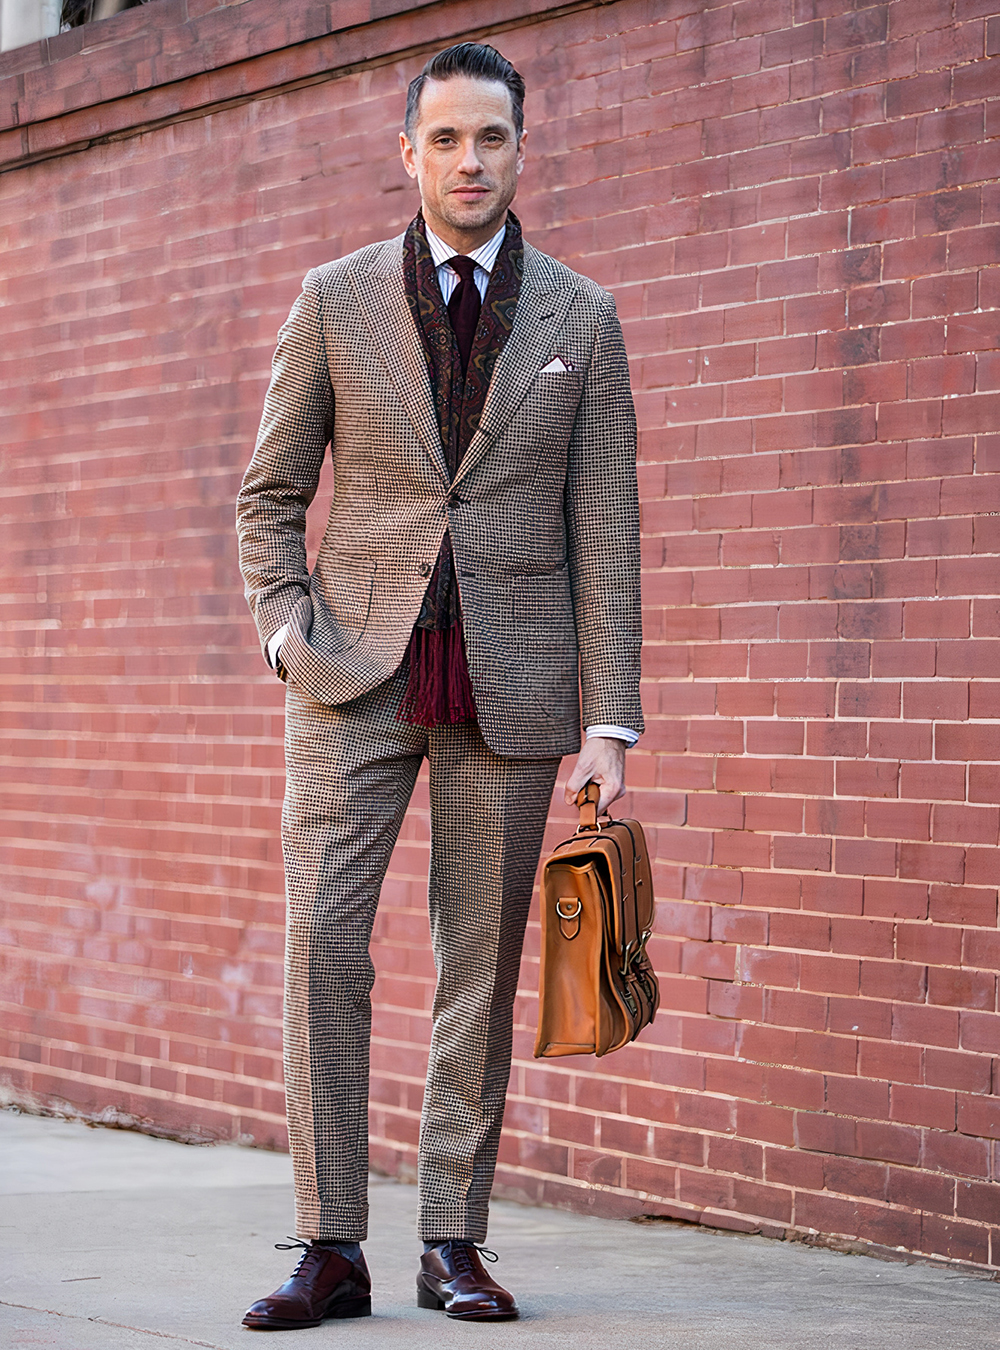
[534,782,659,1058]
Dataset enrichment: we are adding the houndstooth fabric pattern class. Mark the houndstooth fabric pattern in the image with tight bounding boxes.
[236,233,643,755]
[282,668,560,1242]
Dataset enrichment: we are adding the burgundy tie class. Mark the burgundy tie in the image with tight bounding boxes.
[446,255,482,376]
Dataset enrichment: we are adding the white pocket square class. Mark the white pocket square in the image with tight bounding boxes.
[540,356,574,373]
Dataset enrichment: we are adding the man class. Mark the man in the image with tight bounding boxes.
[236,42,641,1329]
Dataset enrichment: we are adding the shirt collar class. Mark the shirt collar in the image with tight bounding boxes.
[425,219,507,276]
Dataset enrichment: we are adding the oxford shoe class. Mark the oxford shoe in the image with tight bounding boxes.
[416,1241,518,1321]
[242,1240,371,1330]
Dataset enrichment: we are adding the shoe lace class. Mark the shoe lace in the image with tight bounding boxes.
[441,1240,499,1272]
[274,1237,323,1279]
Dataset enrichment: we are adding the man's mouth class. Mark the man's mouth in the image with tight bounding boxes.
[450,185,491,199]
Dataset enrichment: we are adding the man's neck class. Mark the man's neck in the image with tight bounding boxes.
[422,208,508,255]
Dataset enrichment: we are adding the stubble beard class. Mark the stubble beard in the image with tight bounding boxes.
[435,181,515,240]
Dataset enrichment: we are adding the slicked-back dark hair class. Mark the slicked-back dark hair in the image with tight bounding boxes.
[404,43,525,142]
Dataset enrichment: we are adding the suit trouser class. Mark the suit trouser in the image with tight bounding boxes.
[281,667,561,1244]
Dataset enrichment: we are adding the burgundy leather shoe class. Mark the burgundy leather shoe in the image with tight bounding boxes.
[243,1240,371,1330]
[416,1242,518,1321]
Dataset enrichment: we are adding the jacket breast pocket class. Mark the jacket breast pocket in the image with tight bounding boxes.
[507,373,585,484]
[533,371,584,426]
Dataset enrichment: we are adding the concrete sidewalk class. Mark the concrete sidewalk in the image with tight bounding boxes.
[1,1109,998,1349]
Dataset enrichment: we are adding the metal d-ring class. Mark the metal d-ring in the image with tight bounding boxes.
[555,898,583,920]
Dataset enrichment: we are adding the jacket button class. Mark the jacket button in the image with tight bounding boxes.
[447,493,464,509]
[418,562,433,578]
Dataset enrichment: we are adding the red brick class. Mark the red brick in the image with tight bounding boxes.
[831,916,894,959]
[924,1047,992,1095]
[866,801,931,841]
[904,681,969,720]
[858,1037,921,1084]
[885,1164,954,1216]
[921,1215,990,1265]
[929,885,997,927]
[933,804,999,847]
[823,1154,888,1203]
[826,1074,890,1122]
[892,1002,960,1048]
[891,1082,957,1130]
[860,958,927,1002]
[836,839,897,878]
[803,797,864,840]
[923,1127,990,1178]
[796,1112,857,1156]
[854,1120,922,1167]
[927,967,996,1010]
[911,270,978,319]
[937,723,1000,763]
[900,762,967,802]
[966,839,1000,883]
[899,842,966,884]
[745,795,805,834]
[956,1178,1000,1224]
[970,765,1000,804]
[768,911,830,952]
[800,953,861,995]
[801,874,864,916]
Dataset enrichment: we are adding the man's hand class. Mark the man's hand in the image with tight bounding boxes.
[565,736,627,815]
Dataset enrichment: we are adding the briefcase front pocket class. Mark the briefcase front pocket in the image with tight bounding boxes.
[535,858,630,1058]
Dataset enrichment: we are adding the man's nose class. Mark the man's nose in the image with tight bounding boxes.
[456,139,484,174]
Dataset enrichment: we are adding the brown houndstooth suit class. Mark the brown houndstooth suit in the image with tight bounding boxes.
[237,232,642,1243]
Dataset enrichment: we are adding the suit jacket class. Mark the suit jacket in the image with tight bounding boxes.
[236,232,642,759]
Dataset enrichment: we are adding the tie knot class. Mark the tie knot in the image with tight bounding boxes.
[447,255,478,284]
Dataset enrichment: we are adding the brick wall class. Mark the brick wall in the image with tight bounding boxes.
[3,0,1000,1270]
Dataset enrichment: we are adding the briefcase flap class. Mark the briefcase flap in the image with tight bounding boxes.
[544,818,654,944]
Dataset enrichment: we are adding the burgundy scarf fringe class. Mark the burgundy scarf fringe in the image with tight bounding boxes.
[398,622,477,728]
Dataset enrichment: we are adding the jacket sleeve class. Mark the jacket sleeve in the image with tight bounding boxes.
[564,290,644,736]
[236,270,334,658]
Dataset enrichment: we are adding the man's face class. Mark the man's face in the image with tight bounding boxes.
[400,75,526,250]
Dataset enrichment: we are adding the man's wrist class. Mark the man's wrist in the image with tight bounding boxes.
[585,724,639,748]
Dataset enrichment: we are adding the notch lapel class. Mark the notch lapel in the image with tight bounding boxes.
[350,245,450,486]
[451,246,578,491]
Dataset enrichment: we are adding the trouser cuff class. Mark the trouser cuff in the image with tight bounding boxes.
[419,1206,488,1245]
[295,1203,369,1244]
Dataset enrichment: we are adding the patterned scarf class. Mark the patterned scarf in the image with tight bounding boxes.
[397,210,523,727]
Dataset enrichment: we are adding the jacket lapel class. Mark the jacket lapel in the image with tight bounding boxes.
[452,243,578,490]
[350,239,450,485]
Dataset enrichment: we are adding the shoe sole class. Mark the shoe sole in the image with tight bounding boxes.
[416,1285,518,1320]
[242,1295,371,1329]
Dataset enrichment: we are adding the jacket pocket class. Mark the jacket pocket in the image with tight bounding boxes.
[313,552,376,653]
[512,568,579,719]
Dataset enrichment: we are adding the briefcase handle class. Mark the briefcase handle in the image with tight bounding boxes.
[575,781,602,832]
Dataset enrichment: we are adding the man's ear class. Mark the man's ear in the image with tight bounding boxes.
[516,129,527,176]
[400,132,418,180]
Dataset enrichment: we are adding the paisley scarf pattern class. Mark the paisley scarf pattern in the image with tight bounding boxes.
[397,211,523,727]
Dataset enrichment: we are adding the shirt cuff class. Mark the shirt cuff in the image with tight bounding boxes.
[266,623,289,669]
[585,724,640,748]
